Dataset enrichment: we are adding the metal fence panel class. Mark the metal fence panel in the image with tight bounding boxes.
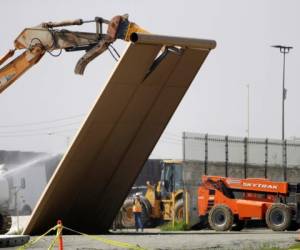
[228,136,244,164]
[267,139,283,166]
[183,132,300,168]
[208,134,227,162]
[183,132,205,161]
[248,138,266,165]
[287,143,300,166]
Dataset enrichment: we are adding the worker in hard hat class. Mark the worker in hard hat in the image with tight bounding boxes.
[132,194,143,232]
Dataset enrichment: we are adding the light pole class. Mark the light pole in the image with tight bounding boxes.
[271,45,293,141]
[271,45,293,181]
[246,84,250,138]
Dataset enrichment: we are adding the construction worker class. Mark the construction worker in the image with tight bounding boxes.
[132,194,143,232]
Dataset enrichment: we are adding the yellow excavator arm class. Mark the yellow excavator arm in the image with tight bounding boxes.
[0,14,147,94]
[0,47,44,93]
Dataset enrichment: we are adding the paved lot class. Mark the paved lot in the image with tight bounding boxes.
[5,229,300,250]
[4,217,300,249]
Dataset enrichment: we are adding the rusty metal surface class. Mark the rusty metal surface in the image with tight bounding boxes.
[24,36,214,235]
[14,28,100,50]
[130,32,217,50]
[41,19,84,28]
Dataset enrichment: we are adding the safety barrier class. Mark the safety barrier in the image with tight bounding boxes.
[18,220,147,250]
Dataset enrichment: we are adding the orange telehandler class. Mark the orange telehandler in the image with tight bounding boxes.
[0,14,147,94]
[198,175,300,231]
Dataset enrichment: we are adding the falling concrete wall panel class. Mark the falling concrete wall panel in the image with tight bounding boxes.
[96,48,210,230]
[68,51,182,230]
[24,34,216,235]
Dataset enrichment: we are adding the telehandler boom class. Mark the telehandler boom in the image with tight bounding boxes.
[0,14,147,93]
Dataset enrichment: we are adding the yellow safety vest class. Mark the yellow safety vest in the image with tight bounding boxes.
[132,199,142,213]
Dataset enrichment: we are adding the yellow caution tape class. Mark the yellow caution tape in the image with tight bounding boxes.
[47,235,58,250]
[63,225,147,250]
[17,225,58,250]
[47,226,62,250]
[18,223,147,250]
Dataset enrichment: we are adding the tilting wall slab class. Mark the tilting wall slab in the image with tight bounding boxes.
[24,33,216,235]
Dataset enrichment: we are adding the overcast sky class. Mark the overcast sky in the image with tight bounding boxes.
[0,0,299,158]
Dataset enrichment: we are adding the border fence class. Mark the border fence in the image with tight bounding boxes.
[182,132,300,180]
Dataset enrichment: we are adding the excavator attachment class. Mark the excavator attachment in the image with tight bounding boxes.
[74,15,147,75]
[0,14,147,93]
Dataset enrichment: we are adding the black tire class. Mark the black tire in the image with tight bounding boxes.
[120,197,150,228]
[192,215,209,230]
[174,199,184,222]
[0,211,12,234]
[231,219,245,231]
[266,203,291,231]
[287,204,299,231]
[287,221,300,231]
[0,235,30,247]
[208,205,234,231]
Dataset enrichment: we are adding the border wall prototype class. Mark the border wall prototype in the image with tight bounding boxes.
[24,33,216,235]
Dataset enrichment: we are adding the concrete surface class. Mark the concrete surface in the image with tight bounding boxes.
[4,229,300,250]
[5,217,300,249]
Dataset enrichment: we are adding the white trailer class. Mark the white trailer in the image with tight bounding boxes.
[0,165,12,234]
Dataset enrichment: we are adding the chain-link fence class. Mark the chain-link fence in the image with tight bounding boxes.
[182,132,300,180]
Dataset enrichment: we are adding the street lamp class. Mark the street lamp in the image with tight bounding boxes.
[271,45,293,181]
[271,45,293,141]
[246,84,250,138]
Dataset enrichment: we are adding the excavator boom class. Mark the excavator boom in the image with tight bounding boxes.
[0,14,147,93]
[0,47,44,93]
[14,29,102,51]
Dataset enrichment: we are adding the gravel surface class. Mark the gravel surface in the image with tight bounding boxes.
[4,229,300,250]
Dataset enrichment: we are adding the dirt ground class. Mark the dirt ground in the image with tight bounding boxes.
[5,228,300,250]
